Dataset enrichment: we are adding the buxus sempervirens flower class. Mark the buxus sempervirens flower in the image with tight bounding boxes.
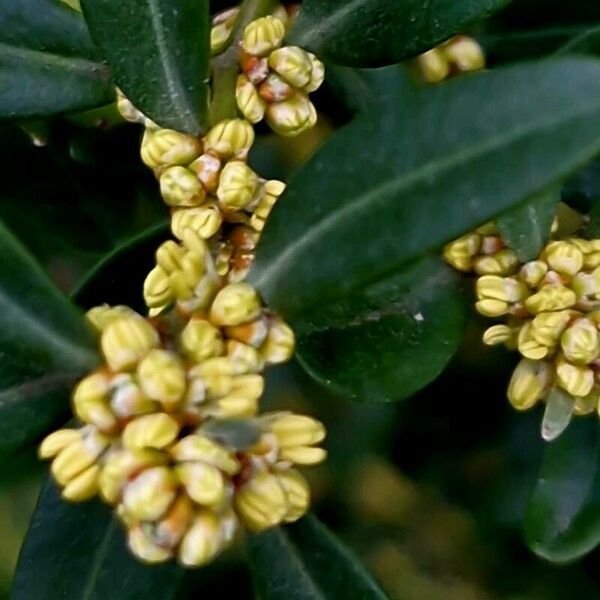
[416,35,485,83]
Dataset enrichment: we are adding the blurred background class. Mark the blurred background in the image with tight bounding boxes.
[2,0,600,597]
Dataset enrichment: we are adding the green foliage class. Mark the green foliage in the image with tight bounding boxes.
[80,0,210,134]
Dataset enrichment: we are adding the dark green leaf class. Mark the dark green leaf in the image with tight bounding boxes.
[525,419,600,563]
[81,0,210,135]
[12,479,185,599]
[0,220,97,457]
[248,514,388,599]
[287,0,510,67]
[497,187,560,261]
[0,1,113,118]
[556,26,600,57]
[296,258,467,402]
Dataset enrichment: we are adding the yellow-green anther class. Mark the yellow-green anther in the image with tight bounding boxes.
[507,359,553,410]
[276,468,310,523]
[266,93,317,137]
[525,284,577,314]
[62,464,100,502]
[123,413,180,451]
[260,317,295,364]
[140,128,202,170]
[203,119,255,160]
[572,267,600,309]
[519,261,548,288]
[170,435,239,475]
[304,53,325,93]
[210,283,262,327]
[205,393,259,419]
[86,304,138,333]
[517,322,550,360]
[474,249,519,276]
[530,310,573,347]
[160,166,206,207]
[560,318,600,364]
[442,36,485,72]
[39,429,81,459]
[179,319,224,363]
[178,510,235,567]
[156,240,186,274]
[574,386,600,416]
[241,15,285,56]
[137,350,186,408]
[417,48,450,83]
[122,466,177,521]
[475,275,527,317]
[210,7,239,55]
[482,324,511,346]
[544,241,584,276]
[269,46,313,88]
[101,316,160,371]
[250,180,286,232]
[144,265,173,310]
[270,413,326,448]
[72,372,116,432]
[556,355,594,397]
[175,462,226,507]
[128,526,173,564]
[235,470,288,531]
[442,233,481,272]
[236,75,266,124]
[216,161,260,211]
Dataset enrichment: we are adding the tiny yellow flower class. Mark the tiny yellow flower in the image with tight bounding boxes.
[507,359,553,410]
[417,48,450,83]
[265,93,317,137]
[179,319,224,364]
[517,322,550,360]
[175,462,227,507]
[62,464,100,502]
[72,371,116,432]
[260,316,295,364]
[216,161,260,211]
[560,318,600,365]
[556,355,594,397]
[441,36,485,72]
[475,275,527,317]
[544,241,584,276]
[210,7,239,55]
[442,233,481,272]
[170,435,239,476]
[235,470,288,531]
[525,284,577,314]
[159,166,206,207]
[250,180,286,232]
[269,46,314,88]
[304,53,325,93]
[86,305,137,333]
[140,128,202,170]
[203,119,255,160]
[210,283,262,327]
[530,310,574,347]
[128,526,173,564]
[227,340,265,373]
[137,350,186,408]
[482,324,511,346]
[519,261,549,288]
[122,413,180,451]
[122,466,177,521]
[101,316,160,371]
[236,75,267,124]
[276,468,310,523]
[473,249,519,276]
[241,15,286,56]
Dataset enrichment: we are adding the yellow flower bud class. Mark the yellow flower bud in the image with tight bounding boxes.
[225,315,269,348]
[72,372,116,432]
[279,445,327,465]
[250,180,286,232]
[507,359,553,410]
[572,267,600,309]
[442,36,485,72]
[140,128,202,170]
[210,283,262,327]
[556,355,594,397]
[475,275,527,317]
[235,470,287,531]
[530,310,574,347]
[108,373,154,418]
[229,373,265,400]
[160,166,206,207]
[269,413,326,448]
[266,93,317,137]
[560,318,600,365]
[525,284,577,314]
[474,249,519,276]
[128,526,173,564]
[518,322,550,360]
[210,7,239,55]
[269,46,313,88]
[39,429,81,459]
[304,53,325,93]
[260,317,295,364]
[137,350,186,408]
[171,203,223,241]
[236,75,266,124]
[519,261,548,288]
[203,119,255,160]
[178,510,235,567]
[574,386,600,416]
[143,265,173,311]
[101,316,159,371]
[217,161,260,211]
[179,319,224,363]
[155,240,185,274]
[482,324,511,346]
[123,413,180,451]
[116,89,146,125]
[544,241,584,276]
[276,468,310,523]
[50,428,110,486]
[170,435,239,475]
[205,394,259,419]
[86,304,137,333]
[417,48,450,83]
[443,233,481,272]
[62,464,100,502]
[241,15,285,56]
[585,252,600,269]
[189,153,222,194]
[122,466,177,521]
[175,462,226,507]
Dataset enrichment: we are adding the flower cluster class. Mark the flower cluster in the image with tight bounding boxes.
[235,15,324,136]
[416,35,485,83]
[40,8,327,568]
[444,222,600,439]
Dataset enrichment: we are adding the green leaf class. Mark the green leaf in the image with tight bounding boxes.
[287,0,510,67]
[12,480,185,599]
[497,187,560,262]
[81,0,210,135]
[296,258,467,402]
[0,220,98,457]
[247,514,388,599]
[0,0,114,117]
[525,419,600,563]
[556,26,600,57]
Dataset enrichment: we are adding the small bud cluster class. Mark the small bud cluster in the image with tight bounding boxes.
[41,9,328,568]
[417,36,485,84]
[444,222,600,440]
[236,15,324,136]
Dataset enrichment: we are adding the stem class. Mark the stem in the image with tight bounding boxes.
[209,0,279,125]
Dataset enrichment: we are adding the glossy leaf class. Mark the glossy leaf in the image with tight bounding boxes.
[0,220,98,456]
[0,0,113,117]
[287,0,510,67]
[248,514,388,599]
[81,0,210,135]
[525,419,600,563]
[12,480,185,599]
[296,258,467,402]
[556,26,600,57]
[497,187,560,261]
